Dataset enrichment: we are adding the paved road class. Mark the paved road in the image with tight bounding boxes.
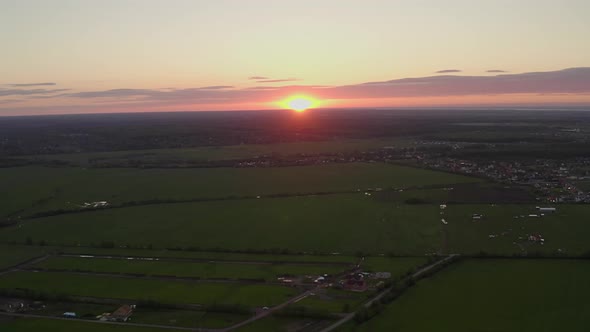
[318,254,459,332]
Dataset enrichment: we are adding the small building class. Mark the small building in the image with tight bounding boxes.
[472,214,483,220]
[63,312,77,318]
[537,207,557,213]
[107,305,134,322]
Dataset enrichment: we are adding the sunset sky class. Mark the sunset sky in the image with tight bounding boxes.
[2,0,590,115]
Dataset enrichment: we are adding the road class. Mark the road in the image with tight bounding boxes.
[221,289,314,332]
[318,254,459,332]
[0,311,216,331]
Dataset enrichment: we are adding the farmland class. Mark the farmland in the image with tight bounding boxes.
[33,256,349,281]
[342,259,590,332]
[0,271,299,307]
[1,110,590,331]
[2,196,590,256]
[0,162,478,219]
[0,317,186,332]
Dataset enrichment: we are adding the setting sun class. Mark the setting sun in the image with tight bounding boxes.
[280,96,319,112]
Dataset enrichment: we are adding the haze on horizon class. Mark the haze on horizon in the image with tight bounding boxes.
[1,0,590,116]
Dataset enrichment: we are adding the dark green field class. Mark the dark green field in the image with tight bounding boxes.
[0,271,299,306]
[342,259,590,332]
[33,256,348,281]
[2,195,589,255]
[1,162,478,219]
[0,317,184,332]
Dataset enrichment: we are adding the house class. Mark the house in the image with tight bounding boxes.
[107,305,134,322]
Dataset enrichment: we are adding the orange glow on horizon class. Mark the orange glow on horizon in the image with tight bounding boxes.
[279,95,320,112]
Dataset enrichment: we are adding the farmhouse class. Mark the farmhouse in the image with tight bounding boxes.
[107,304,134,322]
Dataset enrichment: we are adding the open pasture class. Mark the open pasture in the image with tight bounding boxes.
[33,256,348,281]
[0,162,479,218]
[0,271,299,307]
[0,194,445,255]
[0,317,182,332]
[342,259,590,332]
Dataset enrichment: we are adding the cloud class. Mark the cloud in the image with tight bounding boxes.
[199,86,234,90]
[7,82,56,87]
[435,69,462,74]
[248,76,269,80]
[0,88,69,97]
[487,70,507,73]
[3,68,590,113]
[256,78,300,83]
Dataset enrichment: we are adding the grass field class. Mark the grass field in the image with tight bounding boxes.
[0,162,479,218]
[0,317,180,332]
[0,244,49,269]
[56,247,356,264]
[131,309,247,329]
[3,192,589,255]
[0,272,299,307]
[19,138,414,166]
[342,259,590,332]
[442,204,590,255]
[0,194,445,254]
[34,256,348,281]
[361,257,428,276]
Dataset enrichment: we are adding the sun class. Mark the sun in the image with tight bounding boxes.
[280,96,319,112]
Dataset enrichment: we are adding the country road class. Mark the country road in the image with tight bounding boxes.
[318,254,459,332]
[0,311,214,331]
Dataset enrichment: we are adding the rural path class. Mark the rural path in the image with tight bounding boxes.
[222,258,364,331]
[318,254,459,332]
[58,253,353,266]
[0,254,50,276]
[22,268,298,286]
[221,289,315,332]
[0,311,216,331]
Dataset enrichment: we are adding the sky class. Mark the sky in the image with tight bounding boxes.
[1,0,590,115]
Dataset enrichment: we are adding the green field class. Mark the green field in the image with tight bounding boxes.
[0,245,48,269]
[0,272,299,306]
[56,247,356,264]
[19,138,413,166]
[131,309,247,329]
[2,192,589,255]
[361,257,428,276]
[0,317,179,332]
[0,194,445,254]
[34,256,348,281]
[342,259,590,332]
[0,162,478,218]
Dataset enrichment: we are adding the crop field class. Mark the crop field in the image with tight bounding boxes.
[342,259,590,332]
[0,162,479,218]
[0,317,182,332]
[33,256,349,281]
[0,271,299,307]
